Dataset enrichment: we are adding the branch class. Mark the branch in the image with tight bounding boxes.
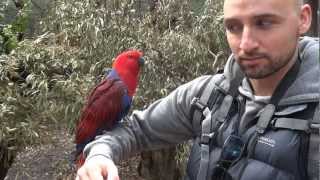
[11,0,24,10]
[30,0,45,15]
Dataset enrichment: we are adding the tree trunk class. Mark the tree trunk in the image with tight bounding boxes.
[138,147,182,180]
[0,142,15,180]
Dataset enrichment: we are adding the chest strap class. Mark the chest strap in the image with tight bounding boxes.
[273,118,311,132]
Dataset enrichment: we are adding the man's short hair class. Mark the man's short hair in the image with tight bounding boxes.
[296,0,304,11]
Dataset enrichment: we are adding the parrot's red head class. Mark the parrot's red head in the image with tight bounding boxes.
[112,50,144,97]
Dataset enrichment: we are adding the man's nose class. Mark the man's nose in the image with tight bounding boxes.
[239,27,259,53]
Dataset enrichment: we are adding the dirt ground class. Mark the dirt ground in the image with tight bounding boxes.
[5,129,143,180]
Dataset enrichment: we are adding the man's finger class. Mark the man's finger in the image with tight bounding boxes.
[105,160,119,180]
[87,170,104,180]
[76,168,90,180]
[107,171,120,180]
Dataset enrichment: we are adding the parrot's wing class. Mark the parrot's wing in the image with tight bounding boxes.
[75,78,127,147]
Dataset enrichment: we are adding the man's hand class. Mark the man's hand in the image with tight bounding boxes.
[76,156,119,180]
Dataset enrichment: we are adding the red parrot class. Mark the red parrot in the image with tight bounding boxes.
[75,50,144,167]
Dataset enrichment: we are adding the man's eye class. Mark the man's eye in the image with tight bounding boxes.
[225,23,242,33]
[256,19,273,29]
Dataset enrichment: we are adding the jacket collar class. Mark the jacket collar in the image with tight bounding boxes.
[224,37,319,106]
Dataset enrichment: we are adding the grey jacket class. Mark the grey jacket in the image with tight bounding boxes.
[84,37,319,179]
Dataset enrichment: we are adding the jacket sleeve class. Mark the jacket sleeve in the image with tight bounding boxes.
[83,74,222,163]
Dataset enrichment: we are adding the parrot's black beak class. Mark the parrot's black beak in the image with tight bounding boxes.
[138,57,145,67]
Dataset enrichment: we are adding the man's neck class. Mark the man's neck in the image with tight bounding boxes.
[249,48,299,96]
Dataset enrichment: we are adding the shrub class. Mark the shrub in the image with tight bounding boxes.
[0,0,227,178]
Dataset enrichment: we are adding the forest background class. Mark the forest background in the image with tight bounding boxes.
[0,0,318,179]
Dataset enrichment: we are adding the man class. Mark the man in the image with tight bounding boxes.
[76,0,319,179]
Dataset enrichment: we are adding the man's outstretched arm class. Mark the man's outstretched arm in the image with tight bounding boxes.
[76,75,222,179]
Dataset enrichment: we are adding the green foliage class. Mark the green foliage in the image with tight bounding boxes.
[0,26,18,54]
[36,0,199,125]
[41,0,228,88]
[0,35,92,179]
[0,0,31,54]
[0,0,227,177]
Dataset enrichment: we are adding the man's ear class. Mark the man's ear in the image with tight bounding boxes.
[298,4,312,34]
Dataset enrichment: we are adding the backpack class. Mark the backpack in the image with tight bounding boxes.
[188,58,320,180]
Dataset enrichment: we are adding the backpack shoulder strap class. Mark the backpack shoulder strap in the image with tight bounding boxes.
[190,66,244,180]
[190,74,226,180]
[190,58,245,135]
[308,102,320,180]
[190,74,225,134]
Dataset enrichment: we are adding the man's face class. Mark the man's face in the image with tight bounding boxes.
[223,0,307,79]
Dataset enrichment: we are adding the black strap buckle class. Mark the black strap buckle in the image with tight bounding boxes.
[201,132,215,144]
[191,97,206,112]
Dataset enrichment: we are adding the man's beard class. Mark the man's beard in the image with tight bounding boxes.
[237,53,293,79]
